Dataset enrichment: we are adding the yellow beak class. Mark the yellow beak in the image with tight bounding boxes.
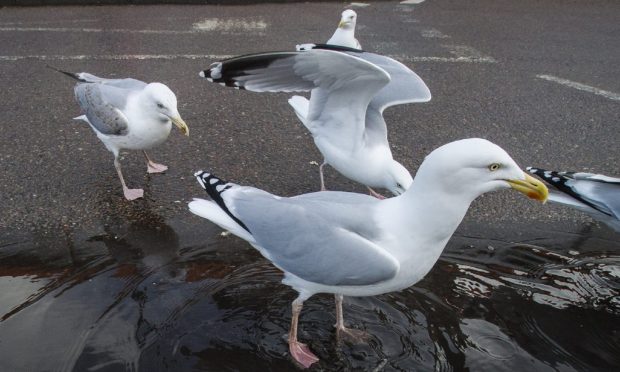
[171,116,189,136]
[338,20,347,28]
[506,172,549,203]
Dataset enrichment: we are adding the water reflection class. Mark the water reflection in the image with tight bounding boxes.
[0,220,619,370]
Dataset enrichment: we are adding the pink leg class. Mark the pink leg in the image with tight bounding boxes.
[289,298,319,368]
[334,294,368,343]
[319,161,327,191]
[114,158,143,201]
[143,151,168,174]
[367,187,386,200]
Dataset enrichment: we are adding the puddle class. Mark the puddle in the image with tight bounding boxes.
[0,220,618,370]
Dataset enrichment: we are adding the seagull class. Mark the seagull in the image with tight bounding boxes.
[52,67,189,200]
[527,167,620,231]
[189,138,549,368]
[326,9,361,49]
[199,47,430,197]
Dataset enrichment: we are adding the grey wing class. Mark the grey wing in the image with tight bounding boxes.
[77,72,147,90]
[569,178,620,220]
[353,52,431,145]
[359,52,431,112]
[74,84,130,136]
[232,194,399,286]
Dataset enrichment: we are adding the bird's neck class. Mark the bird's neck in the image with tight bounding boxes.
[378,170,476,272]
[328,28,355,45]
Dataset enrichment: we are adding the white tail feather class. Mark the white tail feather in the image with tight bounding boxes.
[189,198,256,243]
[288,95,310,127]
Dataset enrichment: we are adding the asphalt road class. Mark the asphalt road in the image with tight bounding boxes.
[0,0,619,247]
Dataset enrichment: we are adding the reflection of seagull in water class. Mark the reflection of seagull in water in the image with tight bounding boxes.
[189,139,549,368]
[50,66,189,200]
[527,167,620,232]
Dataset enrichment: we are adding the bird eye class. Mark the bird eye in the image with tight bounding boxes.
[157,103,164,109]
[488,163,501,171]
[396,183,402,189]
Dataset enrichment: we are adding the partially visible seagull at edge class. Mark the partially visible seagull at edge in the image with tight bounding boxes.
[199,47,431,198]
[50,67,189,200]
[189,138,549,368]
[528,167,620,232]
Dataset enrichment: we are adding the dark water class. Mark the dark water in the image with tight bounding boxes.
[0,219,619,371]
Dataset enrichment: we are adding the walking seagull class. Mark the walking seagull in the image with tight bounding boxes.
[189,138,548,368]
[199,47,430,197]
[52,67,189,200]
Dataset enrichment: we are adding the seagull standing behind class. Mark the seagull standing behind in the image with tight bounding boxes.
[189,138,549,368]
[52,67,189,200]
[326,9,361,49]
[527,167,620,231]
[200,48,430,197]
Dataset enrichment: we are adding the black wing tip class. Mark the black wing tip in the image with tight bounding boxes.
[46,64,84,82]
[193,170,251,233]
[308,43,364,53]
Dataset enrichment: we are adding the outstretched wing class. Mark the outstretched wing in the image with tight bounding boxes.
[200,49,391,147]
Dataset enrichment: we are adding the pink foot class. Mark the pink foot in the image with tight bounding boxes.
[147,162,168,174]
[123,188,144,201]
[289,340,319,369]
[368,188,386,200]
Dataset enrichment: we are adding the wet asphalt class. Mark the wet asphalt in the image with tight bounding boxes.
[0,0,619,252]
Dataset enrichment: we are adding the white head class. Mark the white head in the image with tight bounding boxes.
[412,138,548,203]
[338,9,357,30]
[385,160,414,196]
[143,83,189,136]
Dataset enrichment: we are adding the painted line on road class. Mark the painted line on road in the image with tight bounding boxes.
[0,25,266,35]
[0,54,233,61]
[536,74,620,101]
[0,53,497,64]
[192,18,267,32]
[395,55,496,63]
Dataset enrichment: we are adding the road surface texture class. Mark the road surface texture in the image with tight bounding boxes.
[0,1,618,371]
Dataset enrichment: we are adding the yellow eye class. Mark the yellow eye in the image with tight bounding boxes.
[488,163,501,171]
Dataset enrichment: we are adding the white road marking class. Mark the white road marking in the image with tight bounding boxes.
[536,74,620,101]
[0,26,198,34]
[393,55,496,63]
[400,0,426,4]
[421,28,450,38]
[0,54,233,61]
[192,18,267,32]
[349,2,371,7]
[0,53,497,63]
[444,44,496,62]
[0,22,268,34]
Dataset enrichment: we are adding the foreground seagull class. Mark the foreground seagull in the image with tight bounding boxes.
[527,167,620,231]
[326,9,361,49]
[53,67,189,200]
[189,138,548,368]
[200,47,430,197]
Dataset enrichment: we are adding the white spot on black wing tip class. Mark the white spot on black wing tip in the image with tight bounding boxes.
[199,71,205,78]
[209,178,218,185]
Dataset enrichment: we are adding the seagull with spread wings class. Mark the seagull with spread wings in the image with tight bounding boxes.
[200,47,430,198]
